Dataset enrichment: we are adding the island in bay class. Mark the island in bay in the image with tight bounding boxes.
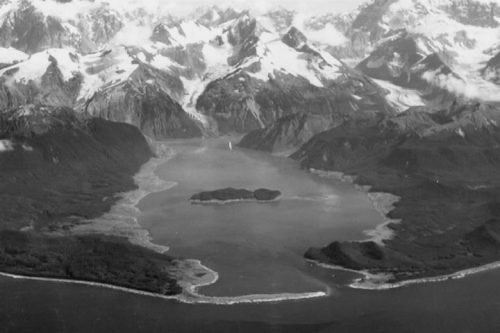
[190,188,282,203]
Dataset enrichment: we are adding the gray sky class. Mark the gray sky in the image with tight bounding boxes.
[159,0,369,16]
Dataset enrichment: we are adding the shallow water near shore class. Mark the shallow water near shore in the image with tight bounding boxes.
[138,137,382,297]
[4,137,500,332]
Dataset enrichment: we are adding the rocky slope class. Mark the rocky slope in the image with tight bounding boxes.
[237,67,395,152]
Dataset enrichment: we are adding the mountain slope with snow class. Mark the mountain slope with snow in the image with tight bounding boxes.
[1,0,500,140]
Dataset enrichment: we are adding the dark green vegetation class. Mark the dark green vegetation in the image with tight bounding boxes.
[0,107,181,294]
[0,231,181,295]
[191,188,282,203]
[0,107,151,230]
[292,102,500,282]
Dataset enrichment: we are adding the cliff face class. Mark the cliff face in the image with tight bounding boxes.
[294,103,500,282]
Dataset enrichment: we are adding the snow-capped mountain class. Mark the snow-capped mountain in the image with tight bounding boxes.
[0,1,395,140]
[1,0,500,143]
[301,0,500,110]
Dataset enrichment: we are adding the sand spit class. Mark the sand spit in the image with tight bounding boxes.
[0,262,328,305]
[309,168,401,244]
[310,256,500,291]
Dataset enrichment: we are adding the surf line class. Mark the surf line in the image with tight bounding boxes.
[308,259,500,291]
[0,271,329,305]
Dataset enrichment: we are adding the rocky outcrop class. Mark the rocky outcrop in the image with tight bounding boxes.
[190,188,281,203]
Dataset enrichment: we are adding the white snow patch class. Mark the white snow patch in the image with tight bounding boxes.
[422,69,500,102]
[0,140,14,152]
[22,144,34,152]
[305,24,347,46]
[179,77,210,127]
[372,78,426,112]
[78,47,139,100]
[248,40,343,86]
[0,48,80,84]
[0,47,28,64]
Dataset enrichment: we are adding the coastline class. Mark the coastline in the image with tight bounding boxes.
[308,168,500,290]
[309,168,401,245]
[56,140,329,305]
[70,142,177,253]
[0,265,328,305]
[308,259,500,291]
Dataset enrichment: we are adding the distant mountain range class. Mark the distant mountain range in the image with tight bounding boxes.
[0,0,498,145]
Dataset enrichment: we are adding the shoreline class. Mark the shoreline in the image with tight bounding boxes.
[70,142,178,254]
[308,259,500,290]
[309,168,401,245]
[59,140,329,305]
[0,268,328,305]
[190,196,282,205]
[307,169,500,290]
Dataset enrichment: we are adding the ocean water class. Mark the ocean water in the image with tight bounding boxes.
[2,138,500,332]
